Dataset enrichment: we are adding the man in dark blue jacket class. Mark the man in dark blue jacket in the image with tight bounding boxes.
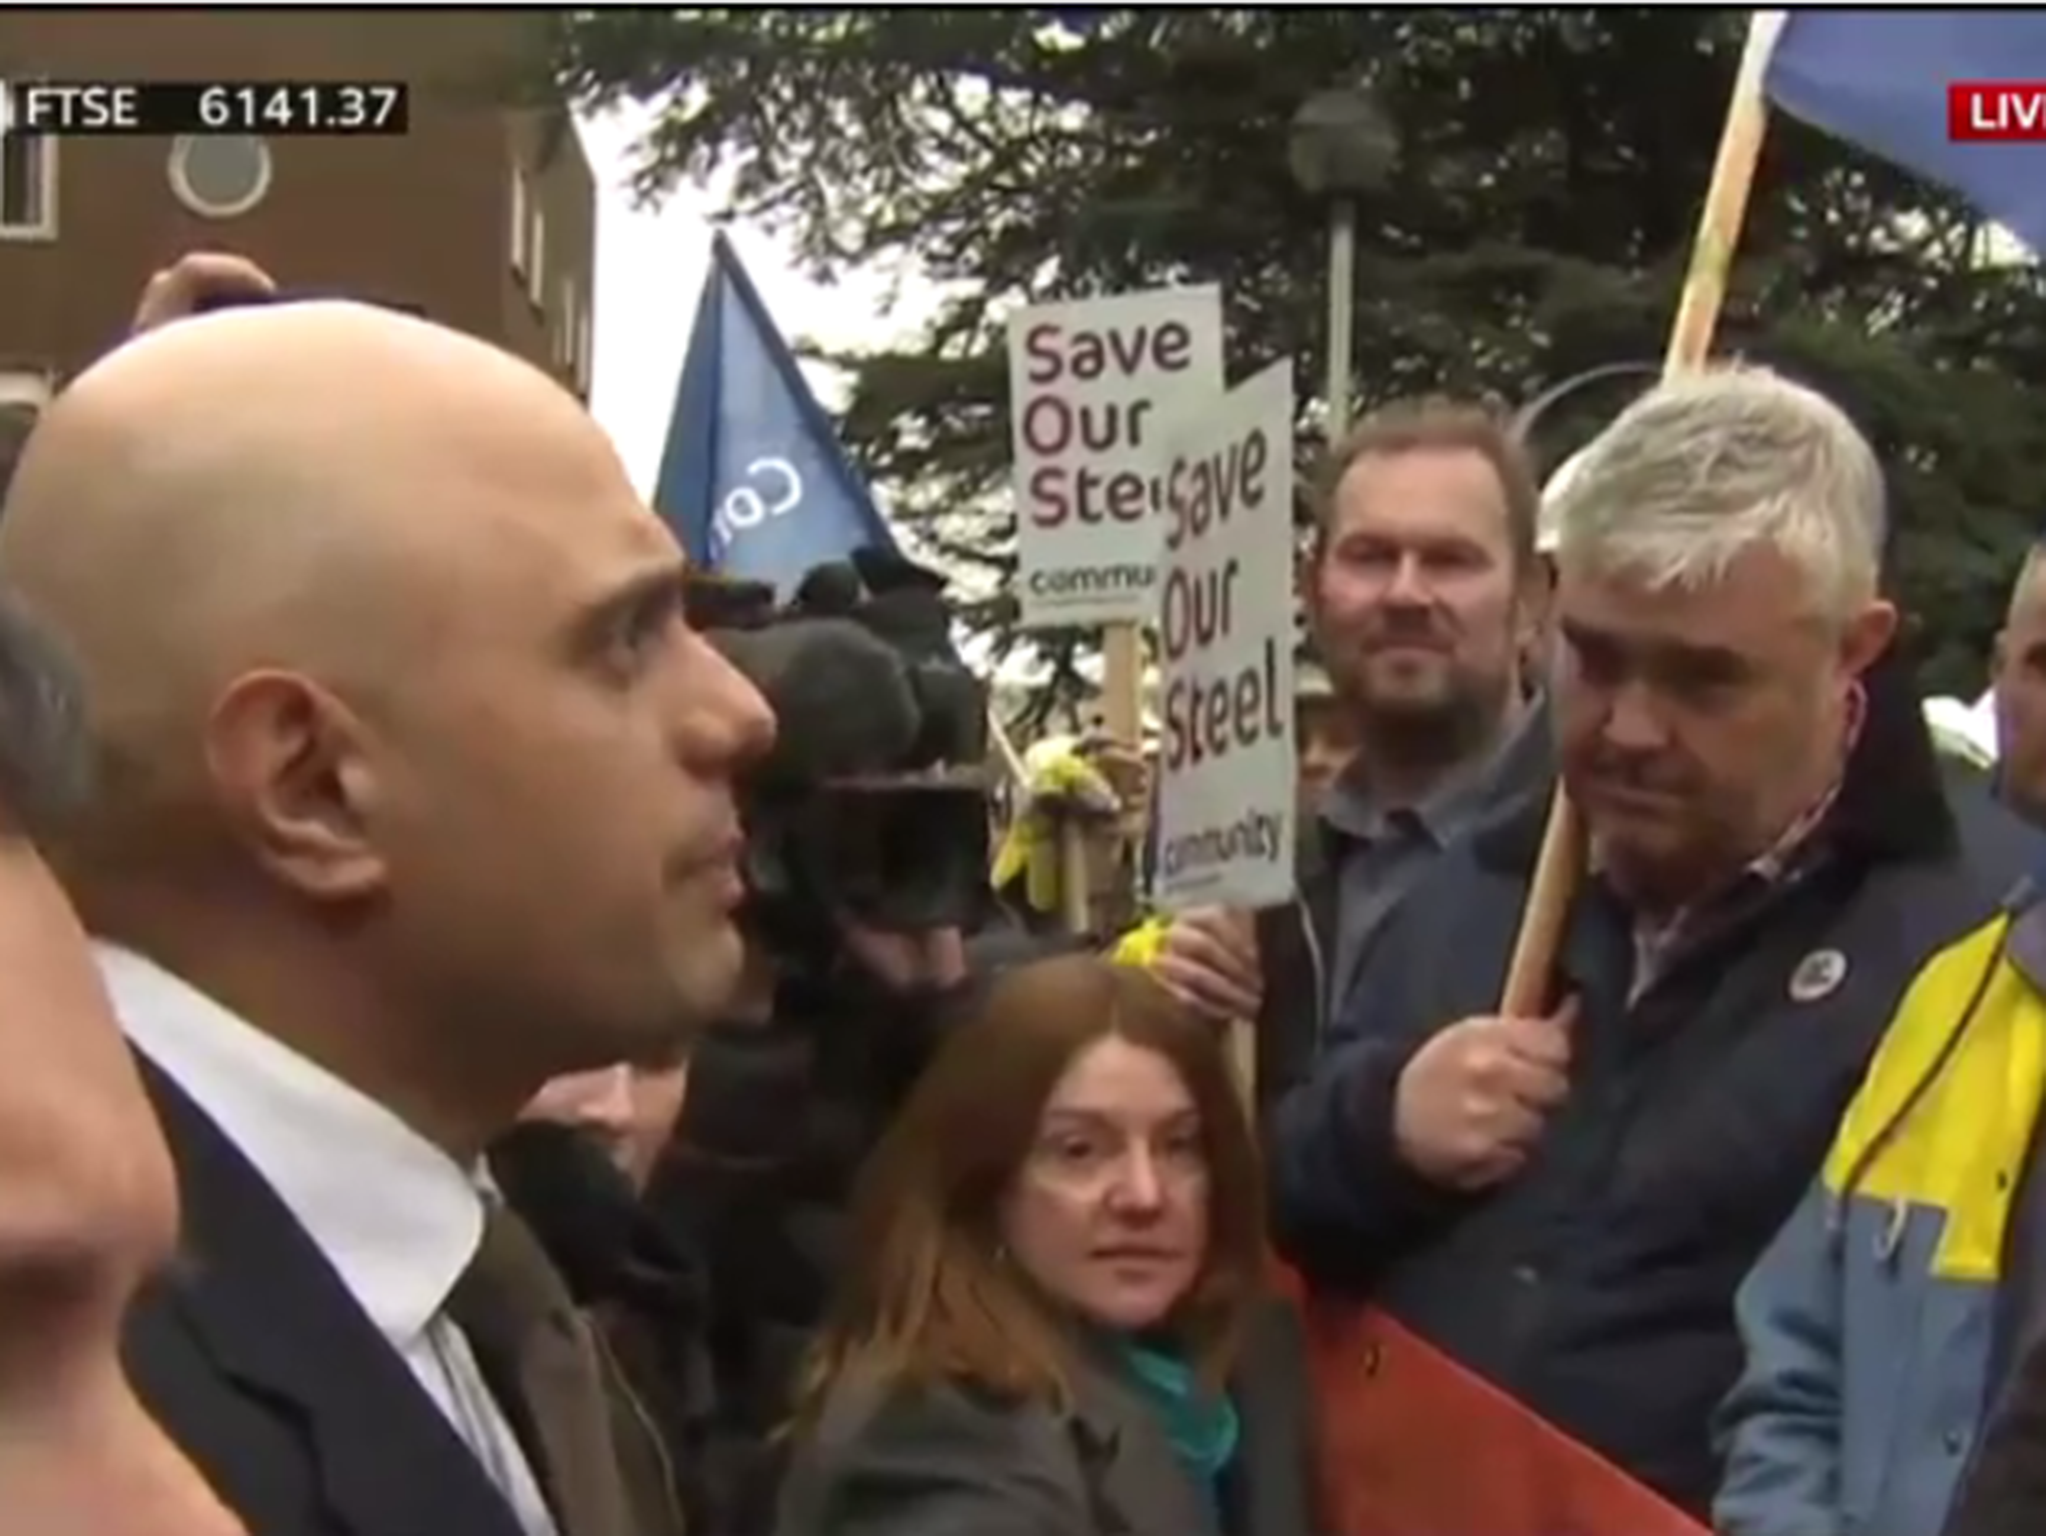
[1269,365,2041,1518]
[1137,398,1556,1110]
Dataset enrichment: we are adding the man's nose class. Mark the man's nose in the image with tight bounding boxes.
[1381,552,1433,606]
[680,633,776,770]
[1601,679,1668,752]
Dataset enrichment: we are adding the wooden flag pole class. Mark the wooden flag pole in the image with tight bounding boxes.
[1496,10,1788,1016]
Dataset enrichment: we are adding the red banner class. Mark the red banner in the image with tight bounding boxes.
[1277,1268,1709,1536]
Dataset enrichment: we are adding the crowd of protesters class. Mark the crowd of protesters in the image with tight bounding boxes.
[7,250,2046,1536]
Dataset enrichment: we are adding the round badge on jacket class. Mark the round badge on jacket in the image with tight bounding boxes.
[1788,947,1849,1003]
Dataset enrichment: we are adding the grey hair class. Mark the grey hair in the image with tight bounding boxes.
[1550,366,1886,625]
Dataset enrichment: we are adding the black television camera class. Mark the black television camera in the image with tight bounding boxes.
[685,549,991,967]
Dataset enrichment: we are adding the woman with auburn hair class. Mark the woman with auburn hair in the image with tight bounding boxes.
[775,953,1320,1536]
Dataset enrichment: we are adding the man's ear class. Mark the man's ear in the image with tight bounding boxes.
[1991,627,2010,685]
[203,670,389,902]
[1840,598,1900,679]
[1504,559,1554,696]
[1516,557,1555,653]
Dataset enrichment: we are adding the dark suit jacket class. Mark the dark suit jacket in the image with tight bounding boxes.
[123,1059,531,1536]
[773,1298,1320,1536]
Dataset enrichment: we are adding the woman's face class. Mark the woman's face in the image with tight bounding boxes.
[1000,1036,1209,1332]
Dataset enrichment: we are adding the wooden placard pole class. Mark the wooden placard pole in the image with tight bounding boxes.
[1101,622,1146,746]
[1496,10,1787,1016]
[1058,816,1094,934]
[1052,620,1143,939]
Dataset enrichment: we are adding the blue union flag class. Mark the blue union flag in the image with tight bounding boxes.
[653,230,901,591]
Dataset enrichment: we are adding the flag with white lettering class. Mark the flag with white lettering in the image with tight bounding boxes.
[1763,10,2046,253]
[653,230,901,592]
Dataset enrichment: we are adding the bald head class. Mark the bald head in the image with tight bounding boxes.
[0,302,644,858]
[0,292,770,1144]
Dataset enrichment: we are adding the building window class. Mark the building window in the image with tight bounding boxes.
[168,135,272,220]
[527,205,547,308]
[0,369,52,411]
[0,130,57,240]
[557,275,578,369]
[509,164,531,277]
[0,369,51,501]
[575,293,593,396]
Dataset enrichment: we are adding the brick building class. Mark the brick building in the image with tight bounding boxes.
[0,8,595,396]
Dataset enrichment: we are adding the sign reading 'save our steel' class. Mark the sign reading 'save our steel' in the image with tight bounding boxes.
[1150,359,1298,913]
[1006,285,1223,629]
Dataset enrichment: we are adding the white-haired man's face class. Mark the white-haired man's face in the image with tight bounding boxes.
[1553,542,1894,914]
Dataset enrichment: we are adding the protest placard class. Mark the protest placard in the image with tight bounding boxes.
[1007,285,1223,629]
[1151,359,1296,912]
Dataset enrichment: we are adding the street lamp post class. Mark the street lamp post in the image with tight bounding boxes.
[1288,86,1398,441]
[1512,361,1662,446]
[1511,361,1661,576]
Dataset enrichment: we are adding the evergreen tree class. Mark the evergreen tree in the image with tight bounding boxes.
[556,6,2046,717]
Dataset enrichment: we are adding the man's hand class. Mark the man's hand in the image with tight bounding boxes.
[1153,906,1263,1022]
[1391,998,1577,1191]
[130,253,277,337]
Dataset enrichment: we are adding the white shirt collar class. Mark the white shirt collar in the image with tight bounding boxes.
[97,940,484,1346]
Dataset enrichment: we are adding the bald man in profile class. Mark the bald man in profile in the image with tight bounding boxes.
[0,298,773,1536]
